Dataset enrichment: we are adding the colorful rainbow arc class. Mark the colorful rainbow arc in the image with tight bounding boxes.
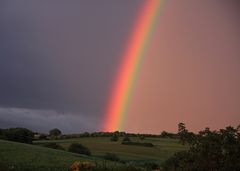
[104,0,164,132]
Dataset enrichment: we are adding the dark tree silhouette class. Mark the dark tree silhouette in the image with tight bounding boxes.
[162,123,240,171]
[49,128,61,137]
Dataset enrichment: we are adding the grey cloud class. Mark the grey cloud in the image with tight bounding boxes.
[0,107,99,133]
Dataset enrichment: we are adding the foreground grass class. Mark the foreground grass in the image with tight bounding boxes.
[0,139,123,171]
[0,139,91,167]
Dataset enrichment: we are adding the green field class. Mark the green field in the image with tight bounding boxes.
[0,137,187,170]
[0,139,96,171]
[34,137,187,164]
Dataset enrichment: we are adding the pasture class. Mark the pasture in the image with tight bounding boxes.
[0,139,94,171]
[0,137,187,170]
[34,137,187,164]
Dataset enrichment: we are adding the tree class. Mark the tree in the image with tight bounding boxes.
[163,124,240,171]
[177,122,196,145]
[49,128,61,137]
[1,128,34,144]
[178,122,186,133]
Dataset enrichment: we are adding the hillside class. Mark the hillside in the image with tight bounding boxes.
[0,137,187,170]
[34,137,187,164]
[0,139,95,171]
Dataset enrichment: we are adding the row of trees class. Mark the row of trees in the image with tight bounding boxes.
[36,129,178,140]
[0,128,62,143]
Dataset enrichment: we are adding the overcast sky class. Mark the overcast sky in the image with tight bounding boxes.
[0,0,239,133]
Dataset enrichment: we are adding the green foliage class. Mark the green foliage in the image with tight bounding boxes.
[68,143,91,156]
[42,142,64,150]
[162,123,240,171]
[0,139,92,171]
[0,128,34,144]
[121,141,154,147]
[104,153,120,162]
[110,134,119,142]
[49,128,61,137]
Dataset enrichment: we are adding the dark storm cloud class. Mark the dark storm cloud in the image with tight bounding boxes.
[0,1,142,114]
[0,107,98,133]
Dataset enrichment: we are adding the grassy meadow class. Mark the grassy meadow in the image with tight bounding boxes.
[0,139,94,171]
[34,137,186,164]
[0,137,187,170]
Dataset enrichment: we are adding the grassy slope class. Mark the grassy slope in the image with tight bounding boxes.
[0,137,187,170]
[0,139,96,168]
[34,137,187,164]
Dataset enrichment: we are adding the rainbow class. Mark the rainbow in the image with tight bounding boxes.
[104,0,164,132]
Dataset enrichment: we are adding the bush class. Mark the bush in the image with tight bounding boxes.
[68,143,91,155]
[121,141,154,147]
[110,134,119,142]
[104,153,120,162]
[42,143,64,150]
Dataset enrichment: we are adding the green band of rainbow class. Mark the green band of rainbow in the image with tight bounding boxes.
[104,0,164,132]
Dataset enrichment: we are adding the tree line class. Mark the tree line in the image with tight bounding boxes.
[162,123,240,171]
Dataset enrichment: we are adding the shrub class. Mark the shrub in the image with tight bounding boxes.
[110,134,119,142]
[104,153,120,162]
[68,143,91,155]
[42,142,64,150]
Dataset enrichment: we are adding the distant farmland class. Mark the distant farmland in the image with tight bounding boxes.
[0,137,187,170]
[34,136,187,164]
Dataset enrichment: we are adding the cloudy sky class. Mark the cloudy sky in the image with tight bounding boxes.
[0,0,239,133]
